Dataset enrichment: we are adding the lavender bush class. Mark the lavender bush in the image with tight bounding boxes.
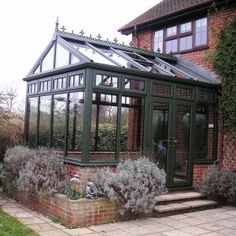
[195,165,236,205]
[92,157,166,215]
[16,148,70,197]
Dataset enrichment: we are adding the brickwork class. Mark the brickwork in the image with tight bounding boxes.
[193,164,211,183]
[16,192,121,227]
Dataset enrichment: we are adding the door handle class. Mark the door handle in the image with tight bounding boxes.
[173,138,178,147]
[167,137,172,147]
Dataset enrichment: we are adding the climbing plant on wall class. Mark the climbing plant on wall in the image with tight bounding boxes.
[213,16,236,134]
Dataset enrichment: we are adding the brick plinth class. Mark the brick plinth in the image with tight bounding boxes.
[193,164,211,183]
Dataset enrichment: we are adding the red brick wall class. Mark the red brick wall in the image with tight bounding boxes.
[193,164,210,183]
[16,192,122,227]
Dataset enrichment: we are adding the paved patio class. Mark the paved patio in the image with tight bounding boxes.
[0,196,236,236]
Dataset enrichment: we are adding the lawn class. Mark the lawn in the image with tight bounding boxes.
[0,210,38,236]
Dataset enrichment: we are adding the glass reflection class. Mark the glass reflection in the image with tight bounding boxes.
[67,92,84,158]
[38,96,51,147]
[52,94,67,150]
[152,102,169,170]
[28,97,38,147]
[120,96,144,160]
[90,93,118,161]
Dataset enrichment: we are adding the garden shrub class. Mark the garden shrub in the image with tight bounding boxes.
[16,148,70,197]
[92,157,166,215]
[1,146,33,195]
[1,146,70,198]
[195,165,236,205]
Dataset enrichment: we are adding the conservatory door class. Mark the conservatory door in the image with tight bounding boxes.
[151,99,193,188]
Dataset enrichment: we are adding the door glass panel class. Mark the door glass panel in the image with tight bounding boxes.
[152,102,169,170]
[174,105,191,183]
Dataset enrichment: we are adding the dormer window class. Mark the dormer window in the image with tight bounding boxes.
[153,17,207,53]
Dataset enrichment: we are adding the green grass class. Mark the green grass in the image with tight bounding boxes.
[0,210,38,236]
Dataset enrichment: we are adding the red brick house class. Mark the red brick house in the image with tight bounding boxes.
[119,0,236,181]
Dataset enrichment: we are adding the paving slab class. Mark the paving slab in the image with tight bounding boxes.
[0,195,236,236]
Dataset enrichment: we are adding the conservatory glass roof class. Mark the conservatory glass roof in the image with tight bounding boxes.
[27,26,219,85]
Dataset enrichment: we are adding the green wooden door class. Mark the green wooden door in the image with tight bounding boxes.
[151,99,193,188]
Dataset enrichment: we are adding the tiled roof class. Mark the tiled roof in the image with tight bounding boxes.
[119,0,211,33]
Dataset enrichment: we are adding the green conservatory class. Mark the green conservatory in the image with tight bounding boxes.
[24,25,219,188]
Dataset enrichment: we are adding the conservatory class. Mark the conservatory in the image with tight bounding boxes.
[24,25,219,188]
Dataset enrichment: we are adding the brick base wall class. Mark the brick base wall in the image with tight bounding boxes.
[193,164,211,183]
[16,192,123,227]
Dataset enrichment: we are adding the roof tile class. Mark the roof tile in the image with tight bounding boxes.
[119,0,211,33]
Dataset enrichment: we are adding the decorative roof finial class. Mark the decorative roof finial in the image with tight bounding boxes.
[113,38,118,44]
[79,30,85,37]
[61,25,66,32]
[55,17,59,32]
[97,34,102,40]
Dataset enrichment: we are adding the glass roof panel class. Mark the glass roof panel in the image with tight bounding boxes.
[71,54,80,64]
[55,43,70,68]
[41,44,55,72]
[102,49,132,68]
[33,64,40,74]
[70,42,115,66]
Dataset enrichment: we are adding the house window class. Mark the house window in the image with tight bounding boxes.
[153,17,207,53]
[153,30,164,52]
[166,39,178,53]
[195,18,207,46]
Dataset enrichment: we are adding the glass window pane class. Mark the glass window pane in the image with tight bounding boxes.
[166,39,178,53]
[180,36,193,51]
[152,83,172,96]
[33,65,40,74]
[71,43,115,65]
[154,30,164,52]
[28,97,38,148]
[96,74,118,88]
[71,54,80,64]
[69,74,84,87]
[180,22,192,33]
[174,105,191,183]
[152,102,169,170]
[90,93,118,161]
[103,50,131,68]
[67,92,84,160]
[41,44,55,72]
[124,78,145,91]
[195,105,215,160]
[53,77,67,90]
[39,80,51,92]
[195,17,207,46]
[38,96,51,147]
[55,43,70,68]
[52,94,67,150]
[176,87,193,99]
[120,96,144,160]
[166,26,177,37]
